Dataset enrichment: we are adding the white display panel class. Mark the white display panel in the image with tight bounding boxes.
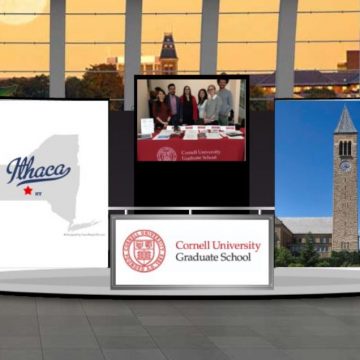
[0,100,108,270]
[112,216,273,288]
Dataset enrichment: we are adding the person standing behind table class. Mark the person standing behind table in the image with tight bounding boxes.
[148,87,162,118]
[165,83,182,127]
[217,78,233,125]
[180,86,198,125]
[196,88,207,125]
[152,89,171,130]
[204,84,222,125]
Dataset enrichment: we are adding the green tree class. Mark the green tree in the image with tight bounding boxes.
[299,233,319,267]
[0,85,17,96]
[330,251,360,267]
[22,75,49,98]
[65,76,85,98]
[317,259,331,267]
[275,247,294,267]
[81,64,124,110]
[0,75,49,98]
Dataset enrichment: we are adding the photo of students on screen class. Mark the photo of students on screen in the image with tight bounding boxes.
[136,77,247,162]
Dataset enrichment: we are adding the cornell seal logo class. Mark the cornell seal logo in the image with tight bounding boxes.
[123,230,166,272]
[156,147,177,161]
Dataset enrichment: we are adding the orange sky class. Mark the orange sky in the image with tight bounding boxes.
[0,0,359,77]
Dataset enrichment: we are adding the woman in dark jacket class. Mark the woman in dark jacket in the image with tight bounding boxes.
[152,88,171,129]
[180,86,198,125]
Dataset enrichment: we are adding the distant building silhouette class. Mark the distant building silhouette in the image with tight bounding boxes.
[107,55,162,75]
[159,32,178,75]
[251,70,360,98]
[338,50,360,71]
[107,32,178,75]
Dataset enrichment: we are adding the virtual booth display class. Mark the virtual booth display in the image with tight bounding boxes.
[0,76,274,294]
[136,76,247,163]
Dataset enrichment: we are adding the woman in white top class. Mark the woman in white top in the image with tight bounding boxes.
[196,88,207,125]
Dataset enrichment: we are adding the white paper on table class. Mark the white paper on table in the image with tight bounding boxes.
[184,126,198,131]
[183,130,198,140]
[205,132,222,139]
[141,118,155,134]
[221,126,236,131]
[153,130,173,140]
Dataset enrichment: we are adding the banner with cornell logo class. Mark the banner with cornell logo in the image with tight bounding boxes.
[0,100,108,270]
[111,215,273,289]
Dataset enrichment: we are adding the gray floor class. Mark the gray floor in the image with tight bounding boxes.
[0,295,360,360]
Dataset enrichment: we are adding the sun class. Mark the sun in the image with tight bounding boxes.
[0,0,47,25]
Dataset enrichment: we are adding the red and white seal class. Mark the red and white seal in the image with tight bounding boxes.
[123,230,166,273]
[156,147,177,161]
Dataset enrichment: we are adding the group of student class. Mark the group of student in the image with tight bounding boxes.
[149,78,233,129]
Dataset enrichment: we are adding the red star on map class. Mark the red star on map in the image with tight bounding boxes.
[24,186,33,195]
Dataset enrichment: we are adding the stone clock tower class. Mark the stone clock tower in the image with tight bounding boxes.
[332,105,359,252]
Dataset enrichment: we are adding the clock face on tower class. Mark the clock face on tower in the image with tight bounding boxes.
[340,160,352,173]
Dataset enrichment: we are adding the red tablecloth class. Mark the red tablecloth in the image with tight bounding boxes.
[138,129,245,162]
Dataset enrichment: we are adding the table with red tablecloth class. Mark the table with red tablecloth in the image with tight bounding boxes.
[138,129,245,162]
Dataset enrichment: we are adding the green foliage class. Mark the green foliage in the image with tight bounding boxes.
[0,75,49,98]
[0,64,124,111]
[298,233,319,267]
[288,262,302,267]
[275,244,360,267]
[66,64,124,111]
[0,85,17,96]
[275,246,294,267]
[330,251,360,267]
[317,259,331,267]
[81,64,124,100]
[65,77,83,98]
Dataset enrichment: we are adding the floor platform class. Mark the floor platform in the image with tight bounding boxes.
[0,268,360,296]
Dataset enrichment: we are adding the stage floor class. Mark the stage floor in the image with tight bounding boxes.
[1,268,360,296]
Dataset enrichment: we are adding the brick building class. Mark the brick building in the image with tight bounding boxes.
[276,106,359,257]
[107,33,178,75]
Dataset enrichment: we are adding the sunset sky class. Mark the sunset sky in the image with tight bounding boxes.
[0,0,359,77]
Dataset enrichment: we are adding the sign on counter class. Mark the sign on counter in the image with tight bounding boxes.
[111,215,273,290]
